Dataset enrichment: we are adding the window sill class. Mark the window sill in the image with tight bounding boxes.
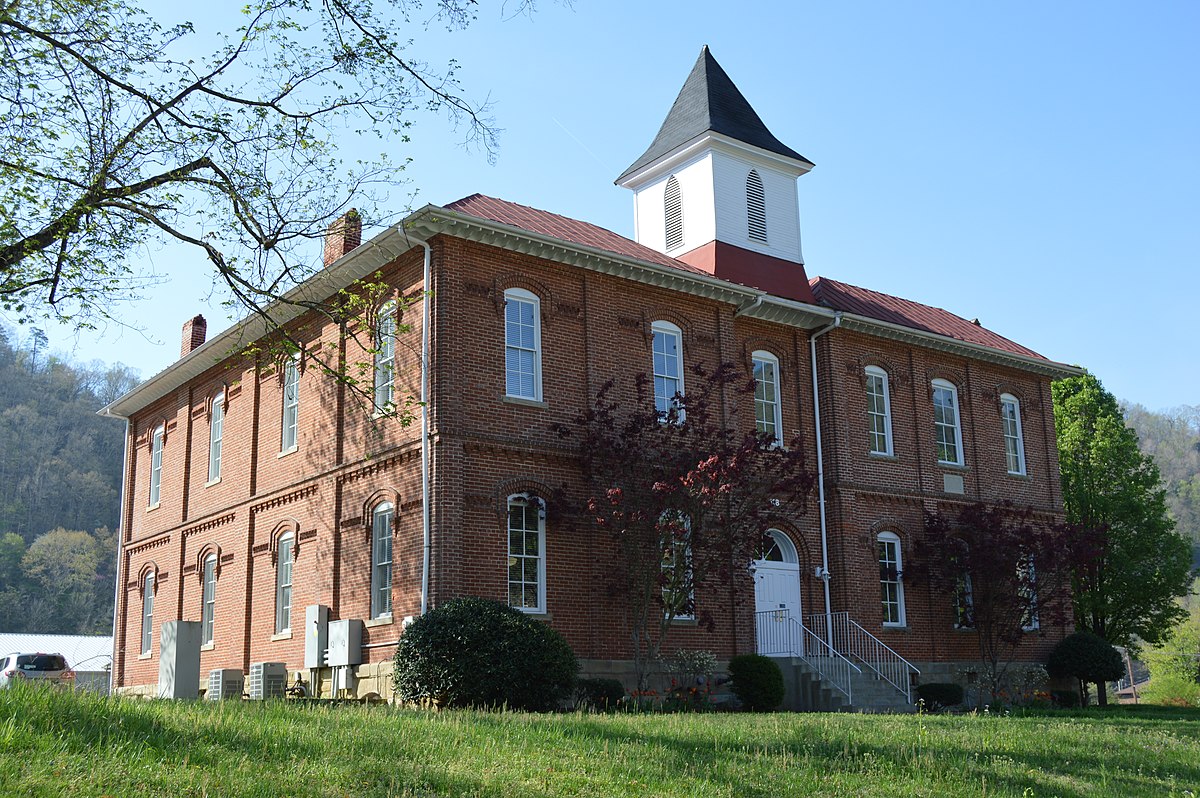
[201,643,215,652]
[204,477,221,488]
[502,395,547,409]
[936,462,967,470]
[277,447,298,459]
[1006,471,1030,480]
[271,631,292,641]
[669,617,698,627]
[881,624,909,632]
[138,652,152,660]
[365,615,394,628]
[868,452,898,461]
[517,610,553,621]
[146,503,160,513]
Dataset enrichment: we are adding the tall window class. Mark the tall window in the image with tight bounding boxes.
[141,572,155,654]
[1018,556,1039,631]
[660,511,694,620]
[208,392,224,483]
[954,573,974,629]
[877,532,905,626]
[1000,394,1026,475]
[651,321,684,419]
[371,502,394,619]
[746,169,767,243]
[201,554,217,645]
[752,351,782,443]
[148,425,164,506]
[932,379,963,466]
[507,495,545,613]
[374,301,397,411]
[281,356,300,452]
[275,533,293,634]
[865,366,893,456]
[664,175,683,250]
[504,288,542,401]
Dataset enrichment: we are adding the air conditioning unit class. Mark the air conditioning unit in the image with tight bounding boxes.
[248,662,288,700]
[207,669,244,700]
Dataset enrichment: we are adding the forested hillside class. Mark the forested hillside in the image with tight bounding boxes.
[0,326,137,633]
[1124,404,1200,550]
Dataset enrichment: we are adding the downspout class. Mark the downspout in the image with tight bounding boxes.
[733,294,764,317]
[809,312,842,648]
[108,417,130,693]
[419,240,432,616]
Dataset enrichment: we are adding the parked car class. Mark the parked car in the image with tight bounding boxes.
[0,653,75,689]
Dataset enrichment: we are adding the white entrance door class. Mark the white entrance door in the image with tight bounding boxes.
[753,530,802,657]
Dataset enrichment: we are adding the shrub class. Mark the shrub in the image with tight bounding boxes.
[575,678,625,711]
[1140,673,1200,708]
[393,597,578,711]
[1050,689,1080,708]
[1047,631,1124,705]
[916,682,964,710]
[727,654,785,711]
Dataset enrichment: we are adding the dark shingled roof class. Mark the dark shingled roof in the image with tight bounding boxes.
[616,46,812,184]
[809,277,1047,360]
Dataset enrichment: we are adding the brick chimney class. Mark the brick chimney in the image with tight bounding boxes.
[323,208,362,267]
[181,314,207,358]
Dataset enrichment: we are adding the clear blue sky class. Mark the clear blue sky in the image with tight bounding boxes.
[24,1,1200,410]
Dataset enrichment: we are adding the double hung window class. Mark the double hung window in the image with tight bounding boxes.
[877,532,906,626]
[281,357,300,452]
[371,502,394,619]
[201,554,217,645]
[208,393,224,483]
[149,425,164,506]
[504,289,542,401]
[752,351,782,443]
[275,534,293,634]
[507,495,545,613]
[651,321,684,419]
[1000,394,1026,475]
[865,367,893,456]
[374,302,397,411]
[141,572,155,654]
[932,379,963,465]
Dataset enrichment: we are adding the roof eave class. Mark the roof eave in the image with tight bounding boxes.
[616,131,813,189]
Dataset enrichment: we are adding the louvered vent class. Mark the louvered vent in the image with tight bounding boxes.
[664,176,683,250]
[747,169,767,243]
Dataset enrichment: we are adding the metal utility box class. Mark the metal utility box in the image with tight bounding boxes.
[248,662,288,699]
[207,669,244,700]
[157,620,202,699]
[304,604,330,669]
[326,619,363,667]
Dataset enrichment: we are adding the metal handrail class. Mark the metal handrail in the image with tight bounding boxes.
[806,611,920,703]
[754,609,861,704]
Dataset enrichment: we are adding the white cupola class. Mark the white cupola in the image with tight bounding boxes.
[616,47,815,303]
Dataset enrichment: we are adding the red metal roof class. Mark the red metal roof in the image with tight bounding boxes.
[445,194,710,276]
[809,276,1046,360]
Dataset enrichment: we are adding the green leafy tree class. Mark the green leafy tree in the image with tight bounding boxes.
[1046,630,1125,707]
[1142,599,1200,706]
[21,528,109,634]
[1053,373,1193,703]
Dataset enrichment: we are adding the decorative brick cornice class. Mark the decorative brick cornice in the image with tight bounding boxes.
[125,534,172,556]
[250,485,318,516]
[182,513,236,538]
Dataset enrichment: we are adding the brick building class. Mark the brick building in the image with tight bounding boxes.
[102,48,1078,707]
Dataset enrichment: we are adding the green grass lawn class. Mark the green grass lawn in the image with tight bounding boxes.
[1,687,1197,797]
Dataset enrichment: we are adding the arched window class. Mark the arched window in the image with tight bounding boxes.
[752,351,782,443]
[931,379,963,466]
[201,553,217,645]
[281,356,300,453]
[507,494,546,613]
[865,366,893,456]
[651,321,684,420]
[877,531,906,627]
[371,501,394,619]
[374,301,397,411]
[148,424,164,507]
[758,529,799,563]
[141,571,155,655]
[746,169,767,243]
[275,533,294,634]
[503,288,542,401]
[208,392,224,484]
[664,175,683,251]
[1000,393,1026,475]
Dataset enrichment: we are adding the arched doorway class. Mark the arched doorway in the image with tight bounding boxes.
[752,529,803,656]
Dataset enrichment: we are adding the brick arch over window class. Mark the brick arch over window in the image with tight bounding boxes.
[988,382,1039,413]
[850,355,902,388]
[741,339,792,374]
[205,385,230,420]
[494,478,554,521]
[494,274,553,321]
[268,518,300,563]
[362,488,400,542]
[867,518,912,549]
[758,520,811,565]
[925,368,965,397]
[194,544,222,582]
[137,561,160,593]
[642,308,694,344]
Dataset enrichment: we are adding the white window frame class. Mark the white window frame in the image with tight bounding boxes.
[660,511,694,621]
[1019,555,1039,631]
[664,175,684,251]
[208,392,224,484]
[371,502,394,619]
[746,169,767,243]
[878,531,906,627]
[148,425,164,507]
[651,321,685,420]
[503,288,543,401]
[374,301,397,412]
[752,351,783,444]
[281,356,300,453]
[275,533,293,634]
[201,554,217,645]
[932,379,964,466]
[141,572,155,655]
[865,366,893,456]
[1000,393,1026,475]
[507,494,546,613]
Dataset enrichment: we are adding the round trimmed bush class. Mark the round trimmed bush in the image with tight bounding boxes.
[728,654,785,711]
[1046,631,1124,705]
[392,597,578,711]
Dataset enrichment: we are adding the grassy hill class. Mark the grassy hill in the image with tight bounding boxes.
[2,687,1198,797]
